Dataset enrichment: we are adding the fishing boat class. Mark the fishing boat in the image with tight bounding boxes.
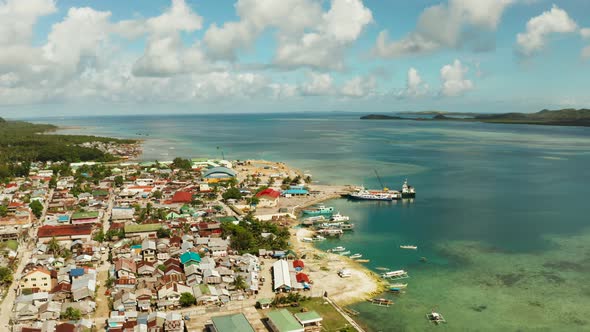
[355,259,370,263]
[302,205,334,216]
[400,245,418,250]
[330,213,350,222]
[303,215,326,223]
[426,311,446,325]
[312,235,326,242]
[389,283,408,289]
[316,229,343,237]
[328,246,346,253]
[401,179,416,198]
[376,267,390,271]
[381,270,409,279]
[368,298,394,306]
[339,251,351,256]
[349,253,363,259]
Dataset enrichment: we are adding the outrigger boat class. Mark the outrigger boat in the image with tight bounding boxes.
[389,283,408,289]
[339,251,351,256]
[330,213,350,222]
[368,298,394,307]
[355,259,370,263]
[349,253,362,259]
[400,245,418,250]
[381,269,409,280]
[328,246,346,253]
[426,311,446,325]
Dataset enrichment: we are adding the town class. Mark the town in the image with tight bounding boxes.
[0,157,371,332]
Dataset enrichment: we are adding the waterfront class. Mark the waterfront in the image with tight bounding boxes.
[41,112,590,330]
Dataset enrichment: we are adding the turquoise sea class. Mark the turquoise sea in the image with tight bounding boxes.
[39,113,590,331]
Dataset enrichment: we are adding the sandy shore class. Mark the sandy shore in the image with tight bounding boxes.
[291,227,387,306]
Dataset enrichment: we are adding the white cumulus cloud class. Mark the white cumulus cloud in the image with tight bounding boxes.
[516,5,578,57]
[398,67,429,98]
[340,75,376,98]
[440,59,473,97]
[300,72,334,95]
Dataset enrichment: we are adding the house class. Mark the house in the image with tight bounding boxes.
[71,271,96,301]
[255,188,281,207]
[70,211,100,224]
[208,313,255,332]
[157,282,193,308]
[282,186,309,196]
[20,268,53,293]
[136,288,154,311]
[137,261,156,276]
[179,251,201,267]
[164,313,184,332]
[266,309,304,332]
[113,291,137,311]
[294,311,323,329]
[38,301,62,320]
[115,258,137,279]
[37,224,93,243]
[142,239,157,262]
[171,191,192,203]
[111,207,134,221]
[124,223,163,239]
[272,260,291,292]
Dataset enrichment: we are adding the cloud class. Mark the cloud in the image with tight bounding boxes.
[340,75,376,98]
[398,67,429,98]
[440,59,473,97]
[516,5,577,57]
[300,72,334,95]
[582,46,590,59]
[373,0,514,58]
[580,28,590,39]
[203,0,372,69]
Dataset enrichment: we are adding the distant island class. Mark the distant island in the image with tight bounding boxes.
[361,109,590,127]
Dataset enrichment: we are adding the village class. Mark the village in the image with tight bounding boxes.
[0,157,378,332]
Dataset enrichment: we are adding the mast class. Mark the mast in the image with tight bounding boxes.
[374,169,386,190]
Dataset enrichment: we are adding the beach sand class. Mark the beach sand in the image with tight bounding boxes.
[292,227,387,306]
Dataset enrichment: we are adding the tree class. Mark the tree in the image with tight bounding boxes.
[171,157,192,170]
[61,307,82,320]
[0,205,8,217]
[247,197,260,206]
[179,292,196,307]
[0,266,13,285]
[157,228,171,238]
[29,200,43,218]
[152,190,163,199]
[93,229,105,242]
[47,237,61,255]
[114,175,124,187]
[222,187,242,201]
[232,275,248,291]
[48,176,57,189]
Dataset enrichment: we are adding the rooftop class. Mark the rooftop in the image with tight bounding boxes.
[211,313,255,332]
[71,211,100,220]
[267,309,304,332]
[38,224,93,237]
[124,223,163,233]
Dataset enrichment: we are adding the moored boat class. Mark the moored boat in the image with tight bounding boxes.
[400,245,417,250]
[401,179,416,198]
[330,213,350,222]
[338,269,352,278]
[349,253,362,259]
[381,269,409,279]
[368,298,394,306]
[426,311,446,325]
[302,205,334,216]
[328,246,346,252]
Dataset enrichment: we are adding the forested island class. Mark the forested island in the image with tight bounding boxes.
[0,117,138,179]
[361,109,590,127]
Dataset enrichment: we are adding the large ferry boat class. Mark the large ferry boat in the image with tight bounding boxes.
[348,188,401,201]
[401,179,416,198]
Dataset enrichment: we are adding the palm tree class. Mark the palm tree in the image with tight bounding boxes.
[47,237,61,255]
[232,275,248,291]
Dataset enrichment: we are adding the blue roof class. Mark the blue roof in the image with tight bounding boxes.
[203,166,237,178]
[58,215,69,221]
[283,189,309,195]
[70,268,84,277]
[180,251,201,264]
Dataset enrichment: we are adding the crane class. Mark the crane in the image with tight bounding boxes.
[374,169,388,191]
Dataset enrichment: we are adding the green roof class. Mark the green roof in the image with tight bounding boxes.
[92,190,109,197]
[124,223,163,234]
[294,311,323,324]
[211,313,255,332]
[216,216,238,223]
[267,309,304,332]
[257,298,273,305]
[71,211,100,220]
[180,251,201,264]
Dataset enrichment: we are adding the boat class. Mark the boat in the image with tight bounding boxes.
[339,251,351,256]
[316,229,343,237]
[389,283,408,289]
[303,215,326,223]
[312,235,326,242]
[328,246,346,253]
[302,205,334,216]
[426,311,446,325]
[348,189,400,201]
[400,245,417,250]
[381,270,409,279]
[401,179,416,198]
[368,298,394,306]
[355,259,370,263]
[338,269,352,278]
[349,253,363,259]
[340,223,355,231]
[301,237,313,243]
[376,267,390,271]
[330,213,350,222]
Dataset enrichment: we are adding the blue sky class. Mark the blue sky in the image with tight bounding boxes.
[1,0,590,117]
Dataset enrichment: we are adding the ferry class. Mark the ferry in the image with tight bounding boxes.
[330,213,350,222]
[349,253,363,259]
[348,189,400,201]
[401,179,416,198]
[328,246,346,253]
[381,270,409,279]
[302,205,334,216]
[400,245,417,250]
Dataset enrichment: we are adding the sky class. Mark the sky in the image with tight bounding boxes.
[1,0,590,118]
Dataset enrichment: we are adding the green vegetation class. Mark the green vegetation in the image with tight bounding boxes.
[0,119,134,163]
[29,200,43,218]
[171,157,192,170]
[285,297,351,332]
[222,187,242,200]
[93,229,105,242]
[179,292,196,307]
[221,212,290,254]
[0,266,13,285]
[114,175,124,187]
[157,227,171,238]
[61,307,82,320]
[0,205,7,217]
[232,275,248,291]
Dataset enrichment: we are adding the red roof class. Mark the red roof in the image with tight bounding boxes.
[296,272,310,283]
[6,183,17,188]
[38,224,93,238]
[56,323,75,332]
[255,188,280,199]
[172,191,192,203]
[293,260,305,269]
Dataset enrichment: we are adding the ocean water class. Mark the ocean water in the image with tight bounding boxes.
[39,113,590,331]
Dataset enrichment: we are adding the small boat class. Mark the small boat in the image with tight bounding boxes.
[426,311,446,325]
[301,237,313,243]
[381,270,409,279]
[330,213,350,222]
[355,259,370,263]
[312,235,326,242]
[368,298,394,306]
[376,267,390,271]
[302,205,334,216]
[339,251,351,256]
[349,253,363,259]
[400,245,418,250]
[316,229,343,237]
[389,283,408,289]
[340,223,355,231]
[328,246,346,253]
[304,215,326,223]
[338,269,352,278]
[401,179,416,198]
